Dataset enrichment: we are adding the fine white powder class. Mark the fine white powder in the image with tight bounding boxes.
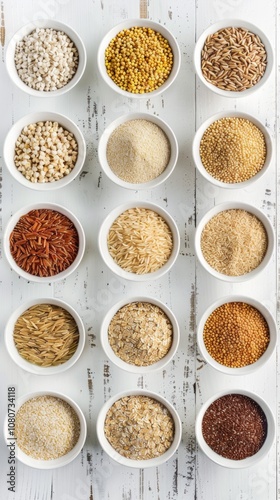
[106,119,171,183]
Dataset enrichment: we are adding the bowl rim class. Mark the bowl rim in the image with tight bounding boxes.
[192,111,273,189]
[4,297,86,375]
[96,388,182,468]
[97,18,181,99]
[195,388,275,468]
[3,390,87,469]
[3,111,86,191]
[196,295,277,375]
[100,295,180,373]
[194,18,274,98]
[195,201,274,282]
[6,19,87,97]
[3,202,86,283]
[98,111,178,190]
[98,201,180,282]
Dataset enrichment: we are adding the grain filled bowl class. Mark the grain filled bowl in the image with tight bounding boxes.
[5,298,85,375]
[3,112,86,190]
[97,19,181,98]
[192,111,272,189]
[100,296,180,373]
[194,202,274,282]
[197,296,277,375]
[195,389,275,468]
[98,112,178,189]
[3,202,85,283]
[194,19,273,97]
[98,201,180,281]
[96,389,182,468]
[6,20,86,97]
[4,390,87,469]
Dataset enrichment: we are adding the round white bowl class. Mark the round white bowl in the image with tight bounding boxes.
[194,19,273,98]
[98,112,178,190]
[3,111,86,190]
[96,389,182,468]
[4,390,87,469]
[193,111,273,189]
[196,389,275,468]
[197,295,277,375]
[6,20,87,97]
[98,201,180,282]
[195,202,274,282]
[100,296,180,373]
[97,19,181,99]
[3,202,86,283]
[5,297,85,375]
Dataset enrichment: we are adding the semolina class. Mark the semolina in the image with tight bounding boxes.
[106,119,171,183]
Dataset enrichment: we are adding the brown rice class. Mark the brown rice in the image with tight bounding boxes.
[107,207,173,274]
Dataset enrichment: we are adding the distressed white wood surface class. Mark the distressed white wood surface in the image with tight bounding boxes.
[0,1,278,499]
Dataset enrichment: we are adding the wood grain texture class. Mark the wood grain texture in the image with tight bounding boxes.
[0,0,278,499]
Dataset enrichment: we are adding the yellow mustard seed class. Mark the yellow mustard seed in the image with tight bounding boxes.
[105,26,173,94]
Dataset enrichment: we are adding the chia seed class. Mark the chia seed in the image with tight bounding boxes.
[202,394,267,460]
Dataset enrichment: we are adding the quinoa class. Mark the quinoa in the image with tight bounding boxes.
[108,302,173,366]
[15,395,80,460]
[106,119,171,183]
[200,209,268,276]
[200,117,266,183]
[202,394,267,460]
[203,302,270,368]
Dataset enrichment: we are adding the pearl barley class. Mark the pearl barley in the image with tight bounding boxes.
[14,28,79,92]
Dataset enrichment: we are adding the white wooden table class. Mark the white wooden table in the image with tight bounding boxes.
[0,1,278,499]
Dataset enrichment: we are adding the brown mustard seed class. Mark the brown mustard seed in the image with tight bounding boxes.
[200,117,266,183]
[202,394,267,460]
[203,302,270,368]
[201,27,267,92]
[105,27,173,94]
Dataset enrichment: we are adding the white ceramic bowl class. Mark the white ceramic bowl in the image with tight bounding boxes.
[196,389,275,468]
[6,20,86,97]
[98,201,180,281]
[4,390,87,469]
[197,296,277,375]
[5,298,85,375]
[96,389,182,468]
[98,112,178,190]
[97,19,181,99]
[100,296,180,373]
[195,202,274,282]
[3,202,85,283]
[193,111,273,189]
[194,19,273,97]
[3,112,86,190]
